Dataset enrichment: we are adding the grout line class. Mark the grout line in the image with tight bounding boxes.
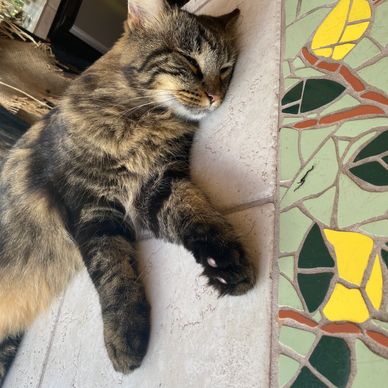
[269,0,284,386]
[192,0,214,13]
[37,293,67,388]
[221,196,275,215]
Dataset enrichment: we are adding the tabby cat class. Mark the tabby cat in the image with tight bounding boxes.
[0,0,256,382]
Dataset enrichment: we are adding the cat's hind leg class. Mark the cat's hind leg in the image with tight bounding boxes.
[0,333,23,387]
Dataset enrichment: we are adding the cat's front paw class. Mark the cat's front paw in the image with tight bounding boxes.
[204,244,256,296]
[103,299,150,374]
[187,225,256,296]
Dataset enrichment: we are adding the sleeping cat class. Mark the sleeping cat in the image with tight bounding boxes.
[0,0,256,381]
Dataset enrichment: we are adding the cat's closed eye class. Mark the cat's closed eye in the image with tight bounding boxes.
[220,64,234,79]
[176,51,203,79]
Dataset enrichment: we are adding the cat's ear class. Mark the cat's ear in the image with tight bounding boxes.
[126,0,167,29]
[215,8,240,31]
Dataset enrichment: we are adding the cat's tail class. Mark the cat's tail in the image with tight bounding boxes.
[0,334,23,387]
[0,106,29,162]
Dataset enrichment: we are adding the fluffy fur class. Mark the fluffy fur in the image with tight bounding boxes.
[0,1,255,382]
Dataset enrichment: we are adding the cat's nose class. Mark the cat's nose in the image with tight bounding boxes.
[205,92,222,106]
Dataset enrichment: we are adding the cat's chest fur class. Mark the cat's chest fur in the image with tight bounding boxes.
[25,106,196,222]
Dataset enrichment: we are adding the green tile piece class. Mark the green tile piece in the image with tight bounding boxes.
[279,275,304,310]
[293,57,305,69]
[285,0,299,25]
[304,187,336,227]
[281,139,338,209]
[383,155,388,165]
[343,132,377,164]
[369,2,388,47]
[372,319,388,332]
[280,208,313,253]
[300,0,332,15]
[283,61,291,78]
[354,131,388,162]
[349,161,388,187]
[282,117,298,126]
[337,175,388,228]
[280,326,315,356]
[336,118,388,138]
[298,224,334,268]
[300,126,336,161]
[320,94,359,116]
[294,67,325,77]
[280,128,300,181]
[300,79,345,113]
[360,220,388,238]
[279,256,295,278]
[309,336,351,387]
[284,78,299,89]
[305,113,318,120]
[344,38,381,69]
[282,80,346,114]
[338,140,349,158]
[278,355,300,387]
[381,249,388,267]
[358,57,388,94]
[353,340,388,388]
[282,81,303,106]
[291,366,328,388]
[285,9,331,59]
[297,272,333,312]
[312,310,322,323]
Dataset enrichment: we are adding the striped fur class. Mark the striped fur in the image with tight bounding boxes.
[0,0,255,378]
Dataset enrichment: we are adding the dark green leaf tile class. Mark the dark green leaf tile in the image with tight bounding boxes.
[300,79,345,113]
[298,224,335,268]
[381,249,388,267]
[350,161,388,187]
[383,155,388,165]
[283,104,300,114]
[309,336,351,387]
[291,366,328,388]
[282,81,304,106]
[297,273,333,312]
[355,131,388,162]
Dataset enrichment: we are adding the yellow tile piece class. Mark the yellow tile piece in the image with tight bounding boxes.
[323,283,369,323]
[324,229,373,285]
[311,0,350,49]
[348,0,372,22]
[332,43,356,60]
[340,22,370,43]
[313,48,333,58]
[365,255,383,310]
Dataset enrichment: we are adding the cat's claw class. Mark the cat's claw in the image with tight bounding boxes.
[216,276,227,284]
[207,257,218,268]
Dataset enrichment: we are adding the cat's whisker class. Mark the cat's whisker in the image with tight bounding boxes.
[116,97,176,119]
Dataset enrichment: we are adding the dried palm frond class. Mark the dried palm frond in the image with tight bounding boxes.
[0,0,25,22]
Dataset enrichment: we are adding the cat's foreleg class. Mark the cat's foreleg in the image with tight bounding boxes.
[140,178,256,295]
[74,205,150,374]
[0,333,23,387]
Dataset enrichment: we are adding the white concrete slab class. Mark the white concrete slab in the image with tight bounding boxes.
[190,0,281,210]
[38,204,274,388]
[3,297,62,388]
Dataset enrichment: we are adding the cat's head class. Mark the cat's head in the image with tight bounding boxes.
[122,0,240,121]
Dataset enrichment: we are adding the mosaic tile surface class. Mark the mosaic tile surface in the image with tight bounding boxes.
[276,0,388,386]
